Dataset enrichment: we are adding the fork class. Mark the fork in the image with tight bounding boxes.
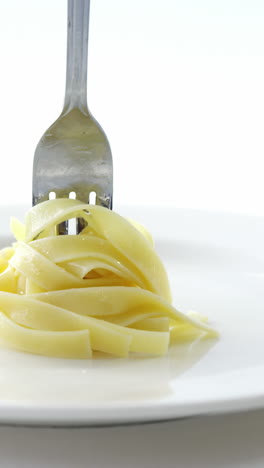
[32,0,113,234]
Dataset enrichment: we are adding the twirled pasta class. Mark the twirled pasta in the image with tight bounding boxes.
[0,199,217,358]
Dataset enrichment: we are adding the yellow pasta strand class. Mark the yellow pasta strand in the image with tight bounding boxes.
[0,310,92,359]
[34,287,216,334]
[0,198,218,359]
[31,235,146,287]
[23,199,171,302]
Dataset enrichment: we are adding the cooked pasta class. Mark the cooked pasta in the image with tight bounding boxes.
[0,199,217,358]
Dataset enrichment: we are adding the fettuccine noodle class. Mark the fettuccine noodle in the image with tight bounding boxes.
[0,199,217,358]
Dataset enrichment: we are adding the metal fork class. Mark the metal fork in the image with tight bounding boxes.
[32,0,113,234]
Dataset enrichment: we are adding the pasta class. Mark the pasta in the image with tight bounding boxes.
[0,199,217,358]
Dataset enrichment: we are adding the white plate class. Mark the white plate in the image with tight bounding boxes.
[0,204,263,427]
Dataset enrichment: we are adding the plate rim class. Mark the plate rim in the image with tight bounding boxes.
[0,204,263,426]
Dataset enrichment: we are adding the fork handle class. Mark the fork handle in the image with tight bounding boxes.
[63,0,90,112]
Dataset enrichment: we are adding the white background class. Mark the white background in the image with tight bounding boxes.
[0,4,264,466]
[0,0,264,212]
[0,409,264,468]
